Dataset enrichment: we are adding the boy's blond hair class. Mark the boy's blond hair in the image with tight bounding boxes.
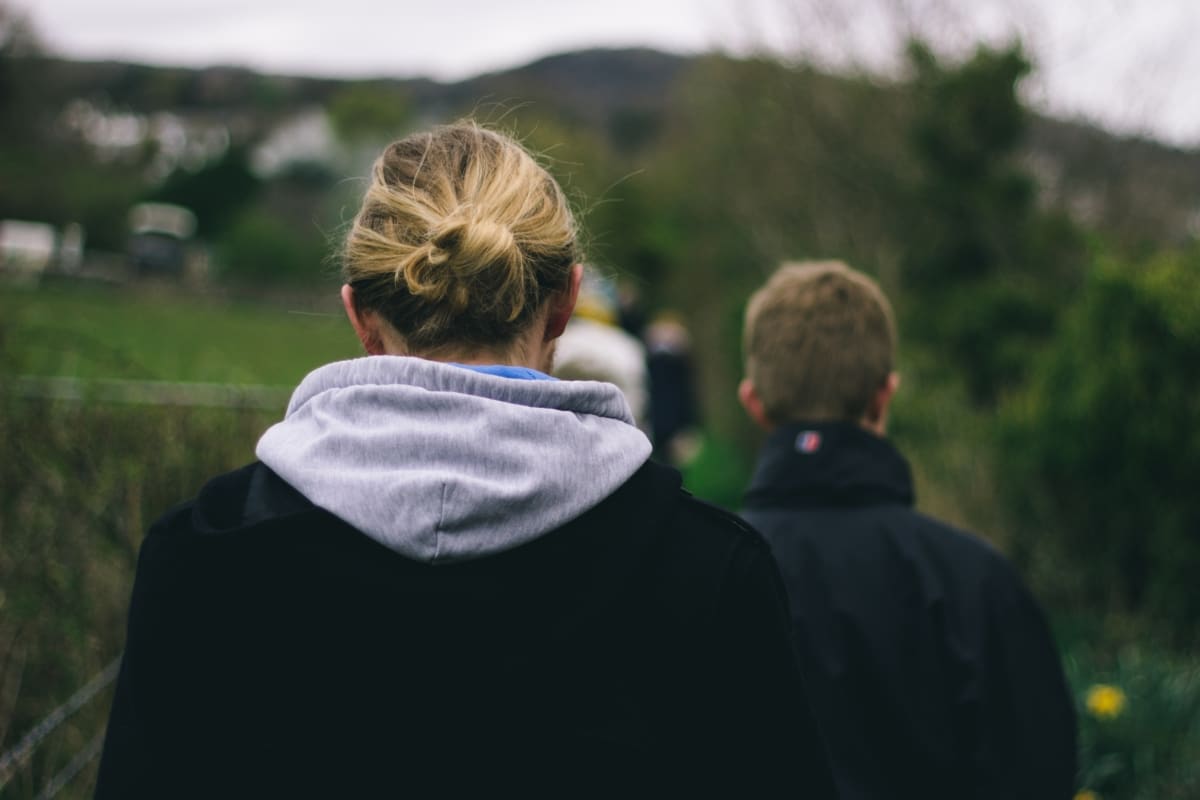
[743,260,896,424]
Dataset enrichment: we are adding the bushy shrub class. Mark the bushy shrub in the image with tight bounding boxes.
[1001,249,1200,643]
[214,209,328,285]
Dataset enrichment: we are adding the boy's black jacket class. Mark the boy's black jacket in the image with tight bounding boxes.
[96,459,837,798]
[743,421,1077,800]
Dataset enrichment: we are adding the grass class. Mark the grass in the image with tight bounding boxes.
[1,280,359,385]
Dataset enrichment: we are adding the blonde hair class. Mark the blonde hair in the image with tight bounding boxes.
[343,122,579,353]
[743,260,896,424]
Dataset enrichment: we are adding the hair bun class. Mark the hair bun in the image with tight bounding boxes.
[400,213,524,316]
[430,215,517,269]
[343,122,579,353]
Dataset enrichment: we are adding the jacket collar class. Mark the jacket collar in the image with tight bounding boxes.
[742,421,914,510]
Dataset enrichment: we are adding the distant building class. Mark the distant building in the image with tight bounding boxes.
[251,108,340,179]
[59,100,231,182]
[0,220,57,285]
[128,203,198,277]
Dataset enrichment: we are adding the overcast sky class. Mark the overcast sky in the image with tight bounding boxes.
[13,0,1200,148]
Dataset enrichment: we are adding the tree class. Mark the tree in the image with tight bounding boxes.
[148,148,261,239]
[214,208,326,285]
[0,1,42,143]
[899,41,1085,404]
[327,83,412,145]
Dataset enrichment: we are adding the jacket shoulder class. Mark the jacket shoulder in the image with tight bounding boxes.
[150,461,314,537]
[674,492,772,554]
[750,499,1011,582]
[649,488,781,607]
[903,509,1027,588]
[591,461,777,596]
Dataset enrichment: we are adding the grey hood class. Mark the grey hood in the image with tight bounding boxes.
[256,356,652,564]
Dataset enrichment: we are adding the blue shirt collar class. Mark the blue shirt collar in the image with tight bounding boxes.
[448,363,556,381]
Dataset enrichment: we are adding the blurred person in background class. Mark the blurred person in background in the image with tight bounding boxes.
[553,266,649,429]
[616,278,648,340]
[737,261,1076,799]
[95,123,836,799]
[645,311,701,466]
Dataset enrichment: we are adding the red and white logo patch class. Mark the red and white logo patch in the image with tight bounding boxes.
[795,430,822,454]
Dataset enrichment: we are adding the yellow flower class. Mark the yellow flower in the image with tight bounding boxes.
[1085,684,1127,720]
[1074,791,1099,800]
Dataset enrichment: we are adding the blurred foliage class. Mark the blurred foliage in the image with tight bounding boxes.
[214,209,328,285]
[886,351,1009,545]
[148,148,261,239]
[505,110,677,296]
[0,2,44,144]
[0,7,146,251]
[0,145,146,251]
[900,42,1087,405]
[1000,249,1200,645]
[327,83,412,144]
[680,433,754,512]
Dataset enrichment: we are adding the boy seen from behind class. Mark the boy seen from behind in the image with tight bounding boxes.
[738,260,1077,799]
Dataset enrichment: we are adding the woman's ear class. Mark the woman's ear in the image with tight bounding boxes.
[543,263,584,342]
[341,284,386,355]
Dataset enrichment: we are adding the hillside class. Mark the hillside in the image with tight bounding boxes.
[9,46,1200,248]
[34,47,688,136]
[1027,115,1200,248]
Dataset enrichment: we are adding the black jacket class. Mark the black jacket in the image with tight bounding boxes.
[96,459,837,798]
[741,422,1077,800]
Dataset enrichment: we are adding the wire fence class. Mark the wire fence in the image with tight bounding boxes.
[0,656,121,794]
[33,730,107,800]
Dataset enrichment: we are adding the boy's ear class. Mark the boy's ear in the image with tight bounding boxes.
[863,371,900,433]
[738,378,773,432]
[341,284,386,355]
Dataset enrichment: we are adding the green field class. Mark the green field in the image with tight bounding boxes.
[1,281,360,386]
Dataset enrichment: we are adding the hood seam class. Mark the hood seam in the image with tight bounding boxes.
[435,480,449,563]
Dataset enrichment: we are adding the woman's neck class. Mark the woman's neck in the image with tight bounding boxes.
[389,326,556,375]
